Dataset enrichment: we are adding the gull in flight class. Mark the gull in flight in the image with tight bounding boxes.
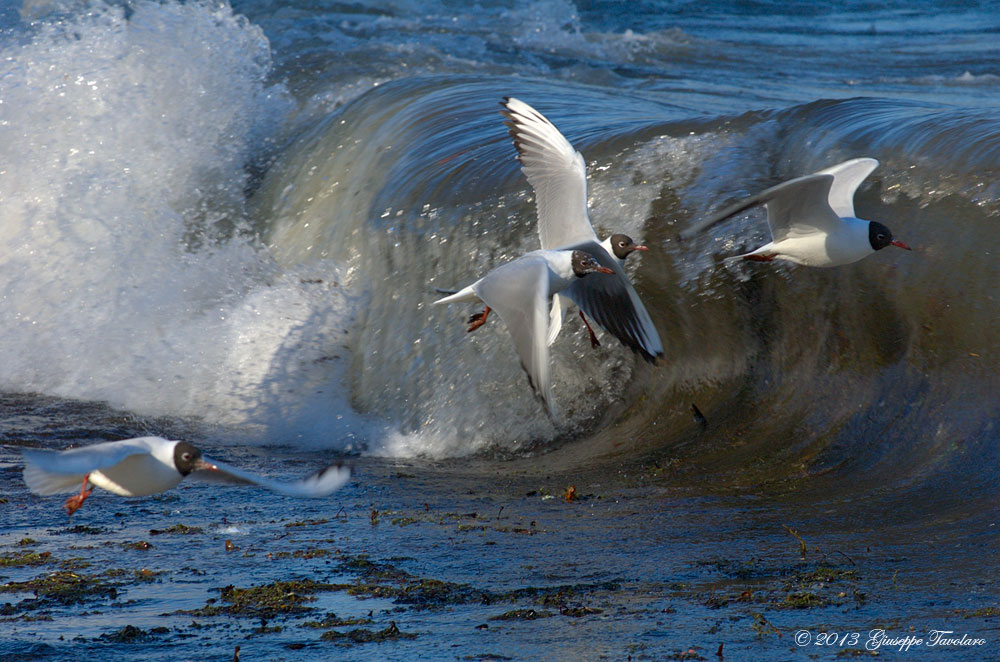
[500,97,663,360]
[681,158,911,267]
[435,248,613,418]
[21,437,351,515]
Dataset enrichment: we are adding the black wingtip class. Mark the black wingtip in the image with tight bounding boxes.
[637,348,664,365]
[518,360,558,422]
[691,403,708,430]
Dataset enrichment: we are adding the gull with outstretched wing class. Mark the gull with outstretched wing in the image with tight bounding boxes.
[21,437,350,515]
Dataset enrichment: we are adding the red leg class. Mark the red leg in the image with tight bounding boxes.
[579,311,600,348]
[64,474,93,516]
[467,306,491,333]
[743,253,775,262]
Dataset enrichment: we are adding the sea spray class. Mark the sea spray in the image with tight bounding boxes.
[0,1,377,445]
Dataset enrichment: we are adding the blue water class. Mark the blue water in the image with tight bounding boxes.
[1,1,998,659]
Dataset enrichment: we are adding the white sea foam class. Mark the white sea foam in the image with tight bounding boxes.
[0,1,382,447]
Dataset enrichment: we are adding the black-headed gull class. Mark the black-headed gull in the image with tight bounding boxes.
[21,437,351,515]
[682,158,912,267]
[500,97,663,361]
[435,249,613,418]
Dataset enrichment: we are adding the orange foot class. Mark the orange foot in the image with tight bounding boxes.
[64,475,93,516]
[579,311,600,348]
[467,306,491,333]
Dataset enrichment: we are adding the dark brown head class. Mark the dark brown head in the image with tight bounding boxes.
[608,233,648,261]
[571,250,615,277]
[172,441,203,476]
[868,221,911,252]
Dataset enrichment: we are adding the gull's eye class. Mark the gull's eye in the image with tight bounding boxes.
[877,233,886,241]
[182,453,192,461]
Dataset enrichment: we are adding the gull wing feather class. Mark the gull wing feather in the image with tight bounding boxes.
[472,254,555,416]
[680,189,772,239]
[192,458,351,498]
[761,174,839,242]
[21,438,161,495]
[561,241,663,362]
[547,293,570,347]
[815,157,878,218]
[682,174,838,243]
[501,97,598,249]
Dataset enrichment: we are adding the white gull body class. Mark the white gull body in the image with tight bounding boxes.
[681,158,911,267]
[22,437,351,514]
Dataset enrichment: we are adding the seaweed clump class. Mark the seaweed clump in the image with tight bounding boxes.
[96,624,168,643]
[301,613,374,628]
[149,524,203,535]
[0,551,53,567]
[176,580,334,619]
[320,621,416,645]
[1,570,118,607]
[489,609,554,621]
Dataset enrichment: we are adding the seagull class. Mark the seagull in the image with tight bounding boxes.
[681,158,912,267]
[20,437,351,515]
[435,249,613,418]
[500,97,663,360]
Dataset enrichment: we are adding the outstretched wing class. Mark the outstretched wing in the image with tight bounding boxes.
[816,157,878,218]
[192,459,351,498]
[501,97,598,250]
[561,240,663,362]
[761,174,839,242]
[21,438,161,495]
[682,173,839,243]
[473,253,555,417]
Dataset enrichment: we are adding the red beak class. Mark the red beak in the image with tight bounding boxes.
[195,458,220,472]
[891,240,912,251]
[596,266,615,275]
[633,244,649,251]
